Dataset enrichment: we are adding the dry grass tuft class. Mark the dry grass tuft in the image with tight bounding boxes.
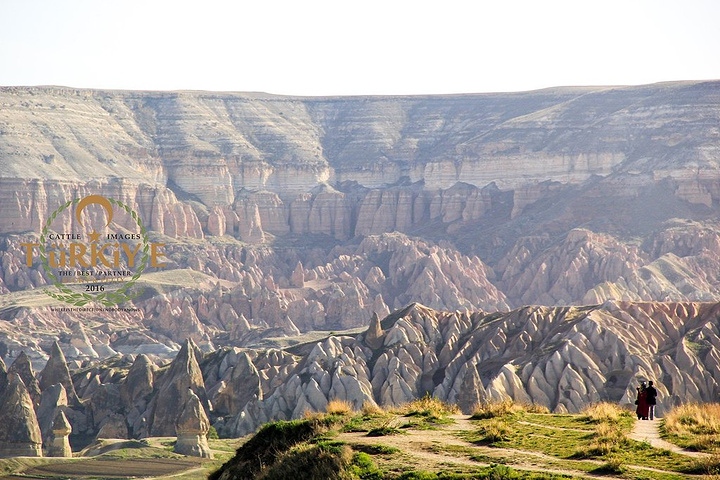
[360,401,385,416]
[302,409,324,421]
[475,419,514,443]
[664,403,720,452]
[399,394,460,417]
[573,424,628,458]
[683,453,720,476]
[572,405,631,459]
[326,399,354,416]
[523,403,550,414]
[665,404,720,435]
[581,402,629,424]
[471,400,525,420]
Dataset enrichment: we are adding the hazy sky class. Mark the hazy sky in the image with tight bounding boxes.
[1,0,719,96]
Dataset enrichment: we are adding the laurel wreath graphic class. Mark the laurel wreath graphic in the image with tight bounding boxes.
[40,198,148,306]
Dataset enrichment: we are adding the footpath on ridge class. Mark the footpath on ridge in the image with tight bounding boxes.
[628,418,708,458]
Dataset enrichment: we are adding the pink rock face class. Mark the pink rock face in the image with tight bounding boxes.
[0,179,203,239]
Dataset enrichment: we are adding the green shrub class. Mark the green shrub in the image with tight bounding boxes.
[208,415,342,480]
[349,452,383,480]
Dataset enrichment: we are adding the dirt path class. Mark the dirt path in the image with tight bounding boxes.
[628,418,708,458]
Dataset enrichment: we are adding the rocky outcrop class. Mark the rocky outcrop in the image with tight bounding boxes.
[0,372,43,457]
[145,339,208,437]
[39,341,80,406]
[48,410,72,457]
[96,413,129,439]
[363,313,384,349]
[174,390,213,458]
[0,300,717,442]
[120,354,155,409]
[210,352,263,417]
[37,383,67,430]
[8,351,41,408]
[0,357,7,395]
[37,383,83,452]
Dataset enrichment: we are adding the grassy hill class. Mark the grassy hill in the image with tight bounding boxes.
[210,400,720,480]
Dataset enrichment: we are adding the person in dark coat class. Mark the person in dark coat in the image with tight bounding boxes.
[645,381,657,420]
[635,382,649,420]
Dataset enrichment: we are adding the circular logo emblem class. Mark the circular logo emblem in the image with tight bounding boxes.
[38,195,150,306]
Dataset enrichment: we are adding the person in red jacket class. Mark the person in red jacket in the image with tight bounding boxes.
[635,382,649,420]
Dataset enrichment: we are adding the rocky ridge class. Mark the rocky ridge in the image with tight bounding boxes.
[2,301,718,449]
[219,302,720,435]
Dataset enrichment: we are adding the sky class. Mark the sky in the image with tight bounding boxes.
[1,0,719,96]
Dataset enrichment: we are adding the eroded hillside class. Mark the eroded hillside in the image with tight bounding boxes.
[1,82,720,396]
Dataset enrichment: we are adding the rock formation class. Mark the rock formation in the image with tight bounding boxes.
[37,383,68,450]
[120,354,155,409]
[0,357,7,395]
[39,342,80,406]
[2,82,720,443]
[145,339,208,436]
[8,351,41,408]
[210,352,262,417]
[0,300,717,442]
[363,312,384,349]
[0,372,43,457]
[48,410,72,457]
[96,413,129,439]
[174,389,213,458]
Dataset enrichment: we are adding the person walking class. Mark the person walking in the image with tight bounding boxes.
[635,382,649,420]
[646,381,657,420]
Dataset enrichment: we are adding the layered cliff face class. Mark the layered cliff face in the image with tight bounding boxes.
[1,82,719,233]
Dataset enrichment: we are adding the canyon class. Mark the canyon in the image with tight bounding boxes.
[0,81,719,447]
